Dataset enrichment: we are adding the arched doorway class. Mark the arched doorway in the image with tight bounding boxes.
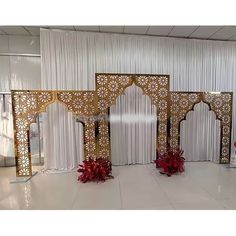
[12,90,97,176]
[96,73,170,161]
[42,102,84,171]
[110,84,157,165]
[180,102,221,162]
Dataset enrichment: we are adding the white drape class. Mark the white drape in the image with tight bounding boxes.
[40,29,236,169]
[180,102,221,162]
[110,84,157,165]
[42,103,84,170]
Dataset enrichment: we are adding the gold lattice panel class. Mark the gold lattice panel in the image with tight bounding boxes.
[57,91,97,116]
[12,82,233,177]
[203,92,233,163]
[135,75,169,154]
[96,73,170,159]
[170,92,233,164]
[12,90,97,176]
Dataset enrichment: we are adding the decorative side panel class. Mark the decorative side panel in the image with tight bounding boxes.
[203,92,233,163]
[12,91,56,176]
[170,92,233,164]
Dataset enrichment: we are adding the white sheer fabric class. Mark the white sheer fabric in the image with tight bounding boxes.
[180,102,221,162]
[110,85,157,165]
[40,29,236,169]
[43,103,84,170]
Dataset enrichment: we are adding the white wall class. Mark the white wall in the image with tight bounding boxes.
[0,35,41,92]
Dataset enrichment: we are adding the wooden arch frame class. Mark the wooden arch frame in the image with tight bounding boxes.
[12,90,98,176]
[170,92,233,163]
[95,73,170,160]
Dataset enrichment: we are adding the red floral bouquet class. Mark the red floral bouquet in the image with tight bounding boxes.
[155,149,185,176]
[78,157,114,183]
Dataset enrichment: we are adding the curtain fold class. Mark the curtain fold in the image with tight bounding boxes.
[41,29,236,169]
[110,84,157,165]
[180,102,221,162]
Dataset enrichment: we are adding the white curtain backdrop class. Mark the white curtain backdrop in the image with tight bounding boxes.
[110,84,157,165]
[42,103,84,171]
[41,29,236,169]
[180,102,221,162]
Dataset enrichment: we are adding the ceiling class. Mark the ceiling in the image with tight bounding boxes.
[1,26,236,42]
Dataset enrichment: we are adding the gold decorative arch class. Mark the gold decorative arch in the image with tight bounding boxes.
[170,92,233,163]
[11,75,233,177]
[12,90,98,176]
[95,73,170,160]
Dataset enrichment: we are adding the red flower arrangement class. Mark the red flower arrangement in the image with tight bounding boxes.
[155,149,185,176]
[78,157,114,183]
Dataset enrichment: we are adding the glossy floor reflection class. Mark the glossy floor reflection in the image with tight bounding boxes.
[1,162,236,209]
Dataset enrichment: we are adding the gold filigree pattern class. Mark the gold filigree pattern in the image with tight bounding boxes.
[12,91,56,176]
[96,74,169,158]
[135,75,169,155]
[12,90,97,176]
[170,92,233,164]
[57,91,97,116]
[203,92,233,163]
[12,77,233,177]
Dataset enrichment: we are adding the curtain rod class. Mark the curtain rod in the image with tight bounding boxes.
[0,53,40,57]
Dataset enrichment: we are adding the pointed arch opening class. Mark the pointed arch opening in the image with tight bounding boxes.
[41,102,84,171]
[109,84,157,165]
[180,101,221,162]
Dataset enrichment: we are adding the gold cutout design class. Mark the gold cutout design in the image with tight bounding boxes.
[96,74,170,159]
[170,92,233,163]
[12,75,233,177]
[12,90,97,176]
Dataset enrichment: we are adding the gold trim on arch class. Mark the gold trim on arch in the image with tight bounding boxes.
[11,90,98,176]
[169,92,233,163]
[95,73,170,160]
[11,77,233,177]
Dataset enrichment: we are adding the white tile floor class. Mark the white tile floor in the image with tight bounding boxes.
[1,162,236,210]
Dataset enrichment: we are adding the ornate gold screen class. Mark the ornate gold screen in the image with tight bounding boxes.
[12,90,97,176]
[96,73,170,160]
[12,75,233,177]
[170,92,233,163]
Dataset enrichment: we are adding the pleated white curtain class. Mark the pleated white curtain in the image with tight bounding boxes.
[180,102,221,162]
[40,29,236,169]
[110,84,157,165]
